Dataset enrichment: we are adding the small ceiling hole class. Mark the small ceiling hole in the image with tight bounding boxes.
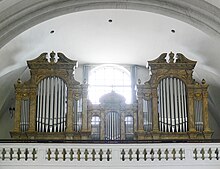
[50,30,55,34]
[108,19,113,23]
[171,29,176,33]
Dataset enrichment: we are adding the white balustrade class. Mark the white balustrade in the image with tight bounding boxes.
[0,142,219,169]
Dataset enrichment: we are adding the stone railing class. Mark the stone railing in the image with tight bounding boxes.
[0,142,219,169]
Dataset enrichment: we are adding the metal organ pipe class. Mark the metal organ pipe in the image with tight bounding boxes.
[159,81,164,132]
[173,79,179,132]
[143,98,153,132]
[195,100,203,131]
[170,78,175,132]
[57,79,61,132]
[36,83,40,132]
[105,112,120,140]
[148,99,152,131]
[163,79,167,132]
[182,83,187,132]
[20,99,30,132]
[36,77,67,132]
[40,80,43,132]
[54,77,58,132]
[158,77,188,133]
[177,79,182,132]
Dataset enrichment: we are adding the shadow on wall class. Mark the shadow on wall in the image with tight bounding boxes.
[208,85,220,139]
[0,66,28,138]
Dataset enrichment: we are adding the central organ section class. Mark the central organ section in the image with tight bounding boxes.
[10,52,213,140]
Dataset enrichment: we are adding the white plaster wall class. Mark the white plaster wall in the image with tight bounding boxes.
[136,66,150,84]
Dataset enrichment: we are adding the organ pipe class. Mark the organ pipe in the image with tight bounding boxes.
[73,97,82,132]
[143,99,152,132]
[36,77,67,132]
[20,99,29,132]
[157,77,188,132]
[195,99,203,131]
[105,112,120,140]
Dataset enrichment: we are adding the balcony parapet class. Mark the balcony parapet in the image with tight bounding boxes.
[0,141,219,169]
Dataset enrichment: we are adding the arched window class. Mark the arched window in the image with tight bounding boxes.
[88,64,132,104]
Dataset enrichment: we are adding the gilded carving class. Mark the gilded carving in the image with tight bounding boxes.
[137,52,212,140]
[11,51,212,141]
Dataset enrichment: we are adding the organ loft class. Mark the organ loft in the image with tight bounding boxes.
[10,51,213,140]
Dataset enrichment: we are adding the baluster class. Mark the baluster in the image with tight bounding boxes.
[200,148,205,160]
[128,149,133,161]
[9,148,14,160]
[99,149,103,161]
[157,149,162,161]
[32,148,37,161]
[62,149,66,161]
[143,149,147,161]
[150,149,154,161]
[179,148,184,160]
[24,148,29,161]
[77,149,81,161]
[193,148,198,160]
[47,149,51,161]
[17,148,21,161]
[172,148,176,160]
[54,149,59,161]
[84,149,88,161]
[106,149,111,161]
[2,148,6,160]
[121,149,125,161]
[135,149,140,161]
[208,148,212,160]
[69,149,74,161]
[215,148,219,160]
[164,149,169,160]
[91,149,96,161]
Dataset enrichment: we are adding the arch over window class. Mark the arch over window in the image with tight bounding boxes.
[157,77,188,132]
[36,76,68,132]
[88,64,132,104]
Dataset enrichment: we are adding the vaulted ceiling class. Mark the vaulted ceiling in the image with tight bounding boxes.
[0,0,220,138]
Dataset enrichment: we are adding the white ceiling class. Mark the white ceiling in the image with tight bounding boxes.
[0,9,220,79]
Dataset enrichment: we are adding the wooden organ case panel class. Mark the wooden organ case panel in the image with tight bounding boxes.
[10,52,90,140]
[136,52,213,140]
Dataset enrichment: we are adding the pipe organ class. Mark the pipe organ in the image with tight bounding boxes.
[11,52,213,140]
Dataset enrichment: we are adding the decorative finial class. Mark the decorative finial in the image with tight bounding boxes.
[202,79,206,84]
[17,78,22,84]
[169,52,175,63]
[50,51,56,63]
[138,79,141,84]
